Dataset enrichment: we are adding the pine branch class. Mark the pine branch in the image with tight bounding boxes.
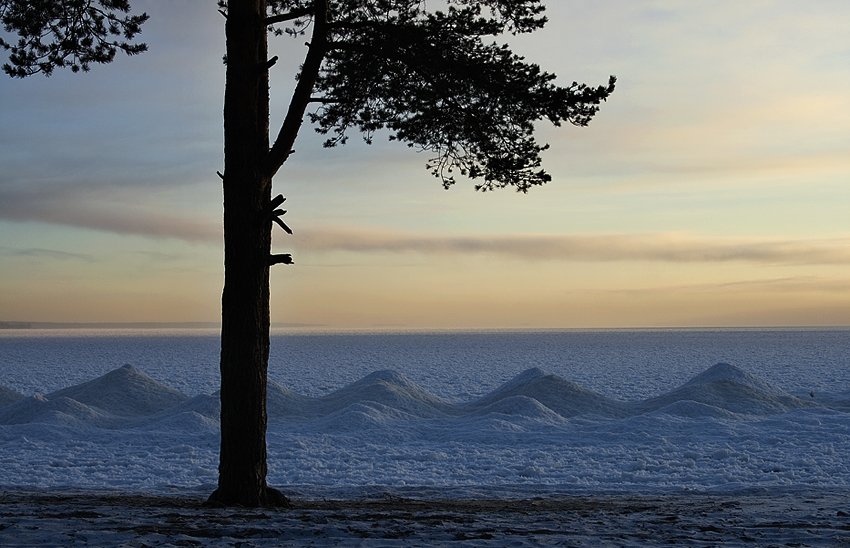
[265,0,329,177]
[266,7,314,26]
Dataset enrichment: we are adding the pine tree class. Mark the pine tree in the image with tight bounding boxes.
[2,0,614,506]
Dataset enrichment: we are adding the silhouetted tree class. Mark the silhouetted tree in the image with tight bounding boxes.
[2,0,614,506]
[0,0,147,76]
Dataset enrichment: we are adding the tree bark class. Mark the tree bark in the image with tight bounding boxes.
[207,0,287,508]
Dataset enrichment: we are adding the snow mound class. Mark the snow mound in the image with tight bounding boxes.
[161,382,312,423]
[0,364,192,427]
[314,369,453,418]
[0,363,834,432]
[46,364,188,417]
[468,395,566,423]
[0,385,24,407]
[313,401,420,432]
[685,362,784,394]
[0,394,112,427]
[647,399,740,419]
[143,410,220,433]
[158,393,220,420]
[484,367,548,394]
[469,368,627,418]
[267,380,313,418]
[637,363,814,415]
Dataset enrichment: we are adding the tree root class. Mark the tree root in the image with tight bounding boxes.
[204,486,291,509]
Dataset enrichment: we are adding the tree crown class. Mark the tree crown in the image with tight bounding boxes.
[0,0,147,77]
[263,0,615,191]
[2,0,615,192]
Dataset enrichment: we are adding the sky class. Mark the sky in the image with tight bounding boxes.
[2,1,850,329]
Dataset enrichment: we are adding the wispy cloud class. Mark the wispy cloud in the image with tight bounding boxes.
[0,246,93,262]
[607,276,850,296]
[0,185,219,243]
[297,227,850,266]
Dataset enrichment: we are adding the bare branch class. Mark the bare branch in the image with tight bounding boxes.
[270,194,286,209]
[269,203,293,234]
[272,216,293,235]
[269,254,294,265]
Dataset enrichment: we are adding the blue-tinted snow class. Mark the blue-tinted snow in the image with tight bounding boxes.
[1,328,849,401]
[0,344,848,496]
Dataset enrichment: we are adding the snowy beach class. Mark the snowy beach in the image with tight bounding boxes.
[1,329,849,544]
[2,489,849,546]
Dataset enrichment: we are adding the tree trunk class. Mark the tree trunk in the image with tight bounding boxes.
[207,0,288,508]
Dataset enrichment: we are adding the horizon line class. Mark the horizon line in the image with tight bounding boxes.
[1,321,849,332]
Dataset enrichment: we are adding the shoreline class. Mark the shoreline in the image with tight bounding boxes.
[2,489,848,546]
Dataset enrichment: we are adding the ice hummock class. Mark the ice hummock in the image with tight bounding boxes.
[0,394,112,427]
[307,369,454,418]
[0,365,187,427]
[635,362,814,416]
[467,367,628,418]
[46,364,188,417]
[467,395,567,423]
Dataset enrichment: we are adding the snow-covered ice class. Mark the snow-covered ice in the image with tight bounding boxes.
[1,357,848,497]
[2,330,849,545]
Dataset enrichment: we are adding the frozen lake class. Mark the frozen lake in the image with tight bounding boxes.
[1,328,849,497]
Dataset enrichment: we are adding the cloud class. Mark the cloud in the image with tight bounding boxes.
[0,246,93,262]
[297,227,850,266]
[607,275,850,296]
[0,184,219,243]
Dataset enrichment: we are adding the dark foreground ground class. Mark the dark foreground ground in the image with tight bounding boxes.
[1,490,848,546]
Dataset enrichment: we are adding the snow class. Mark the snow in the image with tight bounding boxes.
[3,327,847,401]
[302,369,454,418]
[467,366,628,418]
[2,490,849,546]
[47,364,188,417]
[634,362,815,416]
[0,385,23,407]
[1,360,848,498]
[1,334,849,545]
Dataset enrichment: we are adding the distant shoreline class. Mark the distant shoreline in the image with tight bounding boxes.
[0,321,313,330]
[2,321,849,332]
[0,321,219,330]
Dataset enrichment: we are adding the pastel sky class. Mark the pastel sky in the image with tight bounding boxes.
[2,1,850,329]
